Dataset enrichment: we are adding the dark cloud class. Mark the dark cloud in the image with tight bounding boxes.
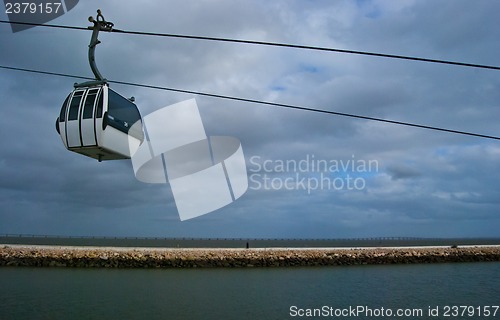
[0,0,499,238]
[386,164,421,180]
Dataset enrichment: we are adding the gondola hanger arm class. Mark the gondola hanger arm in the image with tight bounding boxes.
[85,9,114,84]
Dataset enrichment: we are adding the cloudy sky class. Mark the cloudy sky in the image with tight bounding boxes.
[0,0,499,239]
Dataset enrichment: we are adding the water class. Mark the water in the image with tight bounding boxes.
[2,235,499,248]
[1,263,499,319]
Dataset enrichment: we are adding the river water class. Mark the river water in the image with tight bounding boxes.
[1,262,499,319]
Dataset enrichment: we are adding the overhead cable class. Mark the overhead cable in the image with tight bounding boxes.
[1,20,499,71]
[1,64,499,141]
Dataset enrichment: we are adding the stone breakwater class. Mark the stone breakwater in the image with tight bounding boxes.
[1,246,500,268]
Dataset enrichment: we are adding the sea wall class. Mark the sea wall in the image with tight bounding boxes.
[1,246,499,268]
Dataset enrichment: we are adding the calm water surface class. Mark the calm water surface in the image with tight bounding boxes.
[1,262,499,319]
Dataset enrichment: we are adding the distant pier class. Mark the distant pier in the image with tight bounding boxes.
[1,234,499,248]
[1,245,500,268]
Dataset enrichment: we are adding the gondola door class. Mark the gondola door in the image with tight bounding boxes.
[80,88,100,146]
[66,90,85,148]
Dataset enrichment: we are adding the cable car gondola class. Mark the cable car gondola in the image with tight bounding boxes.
[55,10,144,161]
[56,84,143,161]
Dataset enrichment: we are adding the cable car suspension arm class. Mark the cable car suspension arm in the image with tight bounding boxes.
[87,9,113,82]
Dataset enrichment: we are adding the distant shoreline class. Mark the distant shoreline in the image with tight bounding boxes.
[1,235,499,249]
[2,245,500,268]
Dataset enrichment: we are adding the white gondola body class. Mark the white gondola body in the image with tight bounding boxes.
[57,84,143,161]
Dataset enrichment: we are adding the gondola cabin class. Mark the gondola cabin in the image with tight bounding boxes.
[56,84,144,161]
